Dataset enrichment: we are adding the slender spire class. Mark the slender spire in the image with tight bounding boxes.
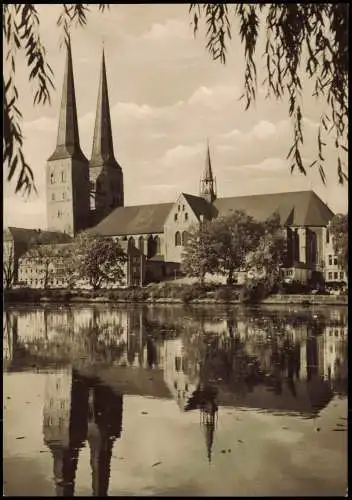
[49,36,86,162]
[90,47,118,167]
[203,138,214,181]
[200,139,217,203]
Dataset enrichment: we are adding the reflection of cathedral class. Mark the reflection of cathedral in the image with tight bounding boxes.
[87,382,123,496]
[43,369,89,496]
[43,369,123,497]
[162,338,198,411]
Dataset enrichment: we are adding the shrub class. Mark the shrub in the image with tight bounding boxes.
[180,283,207,303]
[214,286,235,301]
[240,280,269,303]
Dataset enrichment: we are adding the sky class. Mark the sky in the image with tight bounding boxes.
[3,4,348,229]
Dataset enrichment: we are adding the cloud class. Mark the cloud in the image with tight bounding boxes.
[251,120,277,140]
[23,117,57,134]
[3,6,347,227]
[4,193,47,229]
[226,157,287,173]
[140,19,191,42]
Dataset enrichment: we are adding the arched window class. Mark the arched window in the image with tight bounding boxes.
[128,236,135,248]
[138,236,144,253]
[155,235,161,255]
[175,231,181,246]
[50,173,54,184]
[182,231,189,246]
[147,235,156,259]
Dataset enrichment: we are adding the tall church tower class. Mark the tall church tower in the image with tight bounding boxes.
[89,48,124,224]
[46,38,90,236]
[200,141,217,204]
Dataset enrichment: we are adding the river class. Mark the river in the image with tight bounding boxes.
[3,303,348,496]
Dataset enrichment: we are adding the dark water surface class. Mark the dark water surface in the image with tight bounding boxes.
[3,304,348,496]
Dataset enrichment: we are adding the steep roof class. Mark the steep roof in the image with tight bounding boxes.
[182,193,215,221]
[90,49,120,169]
[48,37,87,163]
[89,202,173,236]
[213,190,334,226]
[5,227,72,245]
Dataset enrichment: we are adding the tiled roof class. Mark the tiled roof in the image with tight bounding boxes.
[90,202,173,236]
[182,193,215,220]
[19,242,75,260]
[19,239,141,261]
[213,190,334,227]
[5,227,72,244]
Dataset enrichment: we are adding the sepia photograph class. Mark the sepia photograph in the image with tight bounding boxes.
[3,3,348,497]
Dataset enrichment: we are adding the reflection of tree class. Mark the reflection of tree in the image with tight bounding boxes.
[5,309,127,370]
[180,309,331,408]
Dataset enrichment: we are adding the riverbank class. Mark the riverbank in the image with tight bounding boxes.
[4,284,348,306]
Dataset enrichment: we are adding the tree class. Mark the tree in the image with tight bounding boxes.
[329,213,348,275]
[73,232,127,289]
[3,245,15,289]
[190,4,348,184]
[246,213,287,289]
[181,222,218,285]
[210,210,264,284]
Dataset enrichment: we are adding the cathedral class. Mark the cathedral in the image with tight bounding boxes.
[5,38,346,287]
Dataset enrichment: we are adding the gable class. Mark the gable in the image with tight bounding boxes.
[164,193,201,228]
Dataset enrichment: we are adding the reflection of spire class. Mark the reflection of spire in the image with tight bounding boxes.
[87,383,123,496]
[43,369,89,497]
[200,399,218,464]
[51,446,80,496]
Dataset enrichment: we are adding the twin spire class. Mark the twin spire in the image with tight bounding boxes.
[49,37,117,166]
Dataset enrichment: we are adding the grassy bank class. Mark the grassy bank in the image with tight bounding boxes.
[4,283,348,306]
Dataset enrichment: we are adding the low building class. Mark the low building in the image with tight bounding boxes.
[17,239,146,289]
[3,227,71,287]
[323,226,347,285]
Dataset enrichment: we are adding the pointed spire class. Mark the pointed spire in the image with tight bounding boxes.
[200,139,217,203]
[203,138,214,181]
[90,47,118,167]
[49,36,86,162]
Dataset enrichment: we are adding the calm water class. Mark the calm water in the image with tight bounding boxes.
[3,303,348,497]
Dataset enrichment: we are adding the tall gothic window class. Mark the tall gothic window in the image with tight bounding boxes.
[155,235,161,255]
[175,231,181,246]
